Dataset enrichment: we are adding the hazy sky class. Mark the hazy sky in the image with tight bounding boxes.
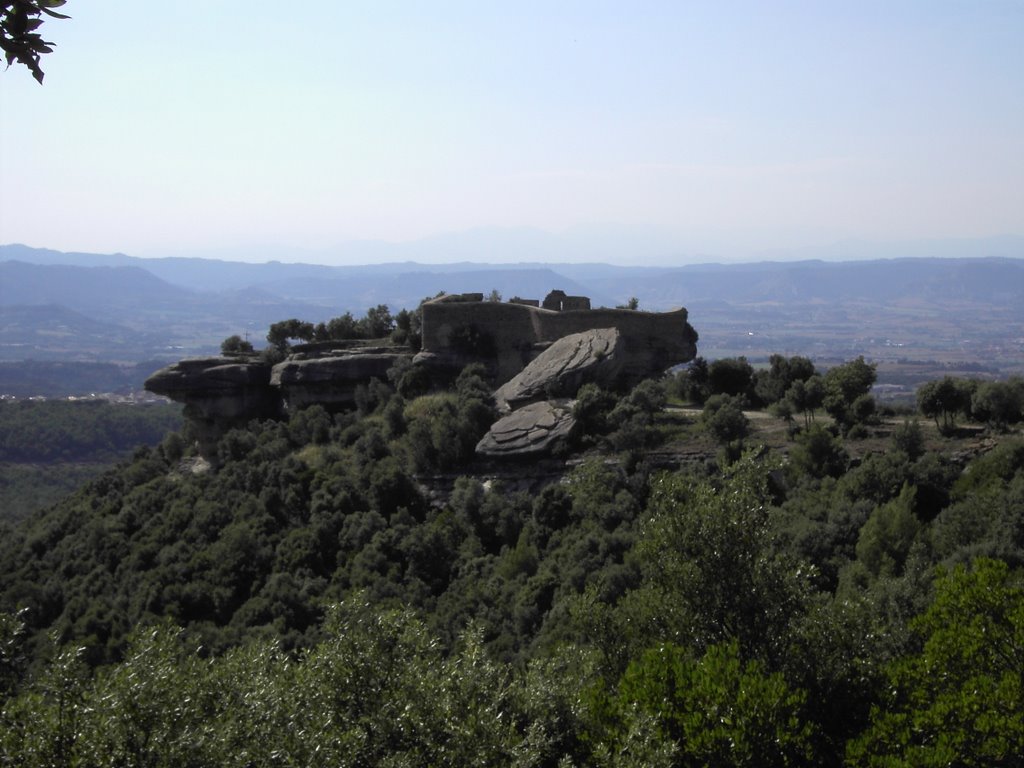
[1,1,1022,264]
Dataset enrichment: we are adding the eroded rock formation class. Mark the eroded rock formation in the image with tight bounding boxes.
[147,288,698,464]
[144,356,280,460]
[475,400,577,458]
[145,349,409,461]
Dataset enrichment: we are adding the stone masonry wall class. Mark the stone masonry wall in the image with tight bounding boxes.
[419,295,697,384]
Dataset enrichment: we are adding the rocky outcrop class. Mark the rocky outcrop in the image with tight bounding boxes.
[144,356,280,461]
[271,350,409,409]
[147,288,698,466]
[144,356,277,417]
[495,328,622,412]
[145,349,410,461]
[475,400,577,458]
[417,293,697,384]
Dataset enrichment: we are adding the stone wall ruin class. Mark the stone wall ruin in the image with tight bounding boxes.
[416,289,697,385]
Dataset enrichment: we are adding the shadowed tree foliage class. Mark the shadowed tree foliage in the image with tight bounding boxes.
[848,559,1024,767]
[753,354,816,407]
[267,319,315,350]
[673,356,711,404]
[783,375,826,429]
[700,394,749,445]
[1,0,68,83]
[220,335,255,355]
[2,355,1024,766]
[917,376,975,432]
[314,312,360,341]
[787,423,848,481]
[970,378,1024,431]
[359,304,394,338]
[707,357,754,400]
[891,419,926,461]
[823,357,877,434]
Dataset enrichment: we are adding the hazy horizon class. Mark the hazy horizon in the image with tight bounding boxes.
[4,231,1024,270]
[2,2,1022,263]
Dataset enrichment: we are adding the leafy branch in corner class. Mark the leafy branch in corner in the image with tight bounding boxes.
[1,0,69,84]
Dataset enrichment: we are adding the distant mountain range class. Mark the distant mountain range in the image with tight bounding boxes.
[6,237,1023,304]
[125,228,1024,268]
[2,243,1023,378]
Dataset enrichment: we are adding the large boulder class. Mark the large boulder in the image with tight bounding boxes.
[271,350,409,409]
[494,328,622,412]
[476,400,576,459]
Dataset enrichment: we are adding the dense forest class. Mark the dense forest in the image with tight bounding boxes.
[0,351,1022,766]
[0,400,182,464]
[0,400,182,522]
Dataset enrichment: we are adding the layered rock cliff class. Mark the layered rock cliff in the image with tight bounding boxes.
[145,348,410,462]
[144,356,280,460]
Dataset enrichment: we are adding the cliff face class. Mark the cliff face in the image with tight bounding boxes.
[270,350,409,410]
[147,291,698,463]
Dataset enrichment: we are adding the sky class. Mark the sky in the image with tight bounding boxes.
[1,1,1022,265]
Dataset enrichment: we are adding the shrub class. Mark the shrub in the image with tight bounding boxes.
[700,395,749,444]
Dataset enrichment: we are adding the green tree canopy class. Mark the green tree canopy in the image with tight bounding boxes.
[707,357,754,400]
[610,640,816,767]
[784,375,825,428]
[700,394,749,444]
[848,558,1024,767]
[359,305,394,339]
[917,376,974,432]
[823,357,876,433]
[971,379,1024,431]
[220,335,254,355]
[753,354,816,406]
[266,318,315,350]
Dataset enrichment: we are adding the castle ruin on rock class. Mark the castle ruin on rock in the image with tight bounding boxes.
[415,289,698,385]
[145,289,699,462]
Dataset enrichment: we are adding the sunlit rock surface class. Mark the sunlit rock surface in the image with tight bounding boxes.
[495,328,622,412]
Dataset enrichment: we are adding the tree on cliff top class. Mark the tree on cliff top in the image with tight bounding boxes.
[267,319,316,350]
[1,0,69,84]
[220,335,254,355]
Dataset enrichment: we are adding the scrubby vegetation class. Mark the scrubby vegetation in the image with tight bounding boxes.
[264,303,422,352]
[1,354,1023,766]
